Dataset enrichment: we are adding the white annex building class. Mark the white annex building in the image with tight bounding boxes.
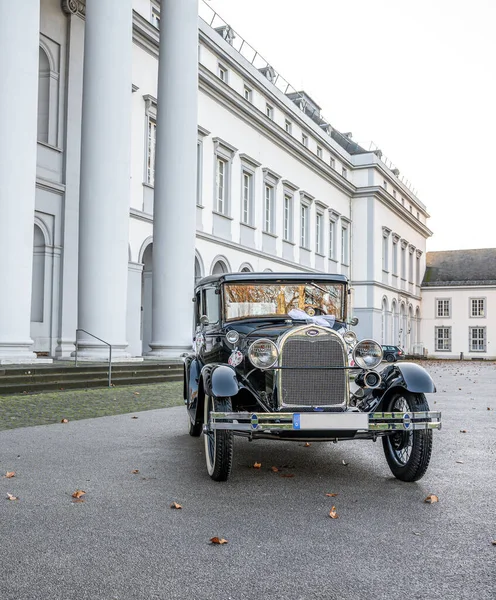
[0,0,432,364]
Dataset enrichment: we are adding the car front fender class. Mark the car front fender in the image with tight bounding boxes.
[202,364,239,398]
[381,362,436,394]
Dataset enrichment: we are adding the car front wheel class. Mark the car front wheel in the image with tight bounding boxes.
[385,354,395,363]
[382,391,433,482]
[204,395,233,482]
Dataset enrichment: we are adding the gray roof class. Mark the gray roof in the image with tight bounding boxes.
[422,248,496,287]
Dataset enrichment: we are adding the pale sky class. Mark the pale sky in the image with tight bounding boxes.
[205,0,496,252]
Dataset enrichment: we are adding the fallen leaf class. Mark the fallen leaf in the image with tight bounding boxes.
[424,494,439,504]
[7,493,18,501]
[280,473,295,478]
[342,460,349,466]
[170,502,182,509]
[131,469,140,474]
[460,429,468,433]
[271,466,279,472]
[304,442,311,447]
[72,490,86,499]
[4,471,15,479]
[329,506,338,519]
[134,392,140,396]
[210,537,228,545]
[253,462,261,469]
[60,419,69,423]
[456,460,464,464]
[131,416,138,419]
[326,493,338,497]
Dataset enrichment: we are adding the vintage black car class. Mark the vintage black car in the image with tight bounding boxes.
[184,272,441,482]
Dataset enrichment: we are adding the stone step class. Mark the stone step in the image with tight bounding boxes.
[0,372,183,395]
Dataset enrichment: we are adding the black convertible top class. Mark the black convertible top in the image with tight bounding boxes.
[196,271,348,288]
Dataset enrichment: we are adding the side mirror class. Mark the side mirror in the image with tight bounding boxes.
[200,315,209,326]
[349,317,359,326]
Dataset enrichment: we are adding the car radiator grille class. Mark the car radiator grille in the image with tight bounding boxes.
[278,331,347,409]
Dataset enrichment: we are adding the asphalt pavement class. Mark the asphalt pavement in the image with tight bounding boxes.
[1,361,495,600]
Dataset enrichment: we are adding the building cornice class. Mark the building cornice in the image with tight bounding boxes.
[61,0,85,17]
[352,280,422,302]
[353,186,433,238]
[422,282,496,289]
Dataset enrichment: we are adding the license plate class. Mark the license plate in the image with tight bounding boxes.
[293,412,369,431]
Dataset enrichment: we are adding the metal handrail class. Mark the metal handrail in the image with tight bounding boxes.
[75,329,112,387]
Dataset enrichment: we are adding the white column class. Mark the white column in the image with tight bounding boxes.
[0,1,40,364]
[77,0,132,359]
[147,0,198,358]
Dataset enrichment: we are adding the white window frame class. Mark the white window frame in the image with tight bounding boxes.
[436,298,451,318]
[315,211,324,255]
[243,85,252,102]
[301,133,308,147]
[241,171,254,225]
[342,166,348,179]
[401,240,407,280]
[469,327,486,352]
[285,119,292,134]
[392,233,400,276]
[393,190,397,199]
[382,227,391,272]
[218,63,228,83]
[263,184,275,233]
[283,193,293,242]
[143,95,157,187]
[470,297,486,318]
[213,138,237,217]
[330,156,335,169]
[408,245,415,283]
[328,211,340,261]
[383,180,388,191]
[151,2,160,28]
[196,140,203,207]
[416,250,422,285]
[341,221,350,266]
[316,146,323,159]
[435,327,451,352]
[266,103,274,120]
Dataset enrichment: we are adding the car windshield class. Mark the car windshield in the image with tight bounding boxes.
[223,282,345,321]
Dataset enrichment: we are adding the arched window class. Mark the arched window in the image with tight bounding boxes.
[391,300,398,346]
[195,255,204,284]
[239,262,253,273]
[381,298,388,344]
[211,256,230,275]
[38,47,50,143]
[31,225,46,322]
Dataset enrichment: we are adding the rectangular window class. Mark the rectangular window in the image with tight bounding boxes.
[392,240,398,275]
[435,327,451,352]
[469,327,486,352]
[342,167,348,179]
[283,193,293,242]
[401,245,406,279]
[243,85,252,102]
[266,103,274,119]
[416,254,421,285]
[341,226,349,265]
[146,118,156,186]
[382,236,389,271]
[264,184,274,233]
[409,251,414,283]
[300,203,309,248]
[409,205,413,213]
[470,298,485,318]
[330,157,335,169]
[329,220,336,259]
[151,5,160,28]
[317,146,323,159]
[383,180,387,191]
[302,133,308,147]
[401,197,405,206]
[285,119,292,134]
[218,64,228,82]
[436,299,451,318]
[216,157,227,214]
[241,171,253,225]
[417,211,420,219]
[393,190,397,199]
[315,212,323,254]
[196,140,203,206]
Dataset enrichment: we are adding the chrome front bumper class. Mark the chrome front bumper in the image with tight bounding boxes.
[205,411,442,433]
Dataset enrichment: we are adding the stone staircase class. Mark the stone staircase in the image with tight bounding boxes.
[0,361,183,395]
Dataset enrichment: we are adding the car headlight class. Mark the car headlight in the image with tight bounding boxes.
[343,331,357,346]
[248,339,279,370]
[352,339,383,369]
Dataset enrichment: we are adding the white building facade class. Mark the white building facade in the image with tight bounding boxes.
[0,0,432,364]
[421,249,496,359]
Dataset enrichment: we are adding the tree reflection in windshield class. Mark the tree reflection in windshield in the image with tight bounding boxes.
[223,283,344,321]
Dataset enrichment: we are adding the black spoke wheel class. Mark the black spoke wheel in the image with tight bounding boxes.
[204,395,233,482]
[382,391,433,482]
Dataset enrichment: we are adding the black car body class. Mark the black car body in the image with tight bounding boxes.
[382,345,405,362]
[184,272,440,482]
